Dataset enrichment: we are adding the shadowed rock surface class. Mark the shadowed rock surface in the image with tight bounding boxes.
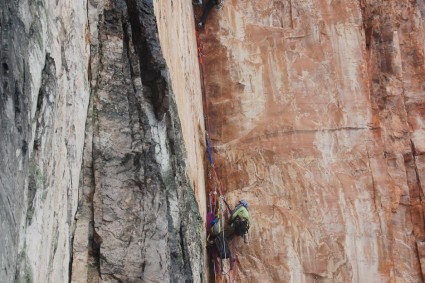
[1,0,205,282]
[72,0,204,282]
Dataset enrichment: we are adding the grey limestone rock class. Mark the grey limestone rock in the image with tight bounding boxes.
[1,0,203,282]
[73,0,205,282]
[1,0,90,281]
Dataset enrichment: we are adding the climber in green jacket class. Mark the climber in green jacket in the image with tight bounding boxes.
[227,200,250,242]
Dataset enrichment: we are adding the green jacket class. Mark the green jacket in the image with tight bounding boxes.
[230,205,250,224]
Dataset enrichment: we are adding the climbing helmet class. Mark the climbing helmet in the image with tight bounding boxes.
[240,200,248,209]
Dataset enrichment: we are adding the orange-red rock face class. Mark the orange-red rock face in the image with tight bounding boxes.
[199,0,425,281]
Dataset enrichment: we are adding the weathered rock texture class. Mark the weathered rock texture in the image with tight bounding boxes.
[200,0,425,282]
[71,0,205,282]
[0,0,90,281]
[1,0,206,282]
[3,0,425,282]
[154,0,207,227]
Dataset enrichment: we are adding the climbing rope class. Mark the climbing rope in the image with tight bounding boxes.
[196,23,240,282]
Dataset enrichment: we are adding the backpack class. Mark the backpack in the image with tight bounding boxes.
[233,217,249,236]
[215,235,231,259]
[209,217,222,236]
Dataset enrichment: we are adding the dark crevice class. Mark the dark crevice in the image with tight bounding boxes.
[106,273,124,283]
[92,229,102,277]
[122,18,146,147]
[124,0,169,120]
[72,0,204,281]
[26,54,56,226]
[2,62,8,75]
[179,224,188,268]
[410,140,425,202]
[82,98,101,281]
[68,237,73,283]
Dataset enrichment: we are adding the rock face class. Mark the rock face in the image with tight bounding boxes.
[199,0,425,282]
[2,0,425,282]
[154,0,208,226]
[1,0,205,282]
[0,0,90,281]
[71,0,205,282]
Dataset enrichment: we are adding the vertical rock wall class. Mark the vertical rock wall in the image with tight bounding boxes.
[1,0,206,282]
[153,0,207,229]
[362,0,425,280]
[0,0,90,282]
[200,0,425,282]
[153,0,210,277]
[71,0,206,282]
[3,0,424,282]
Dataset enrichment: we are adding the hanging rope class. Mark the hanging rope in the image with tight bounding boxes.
[195,18,241,282]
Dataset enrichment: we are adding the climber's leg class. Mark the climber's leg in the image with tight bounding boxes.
[198,0,217,28]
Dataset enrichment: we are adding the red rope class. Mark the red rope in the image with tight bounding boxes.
[196,30,211,133]
[197,30,225,197]
[196,25,238,283]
